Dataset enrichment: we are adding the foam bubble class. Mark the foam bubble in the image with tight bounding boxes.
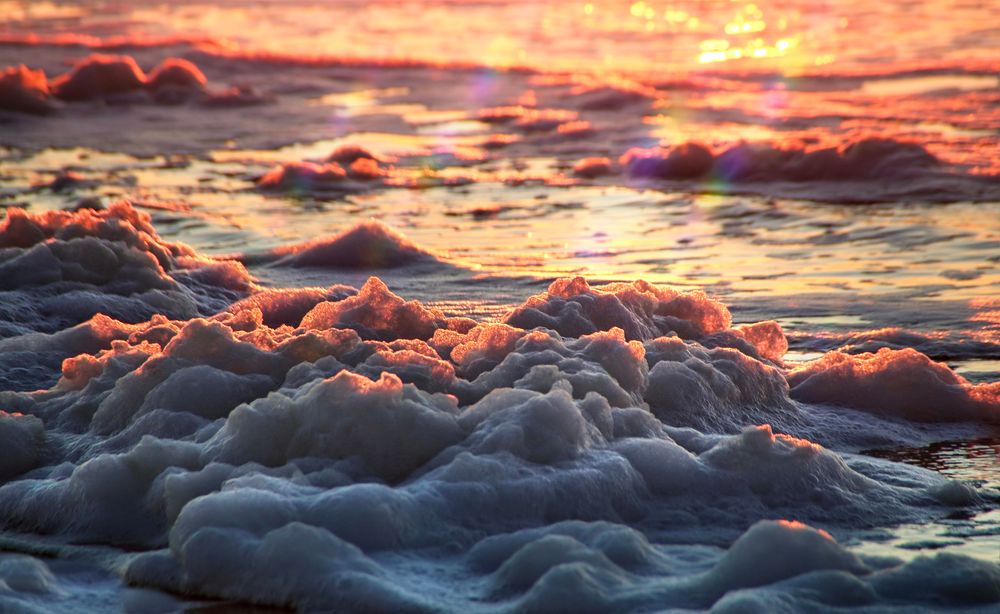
[50,54,146,101]
[504,277,733,341]
[788,347,1000,423]
[572,157,613,179]
[258,222,440,269]
[145,58,207,92]
[301,277,462,340]
[0,412,44,480]
[0,202,254,340]
[622,138,939,183]
[205,370,462,481]
[0,65,53,115]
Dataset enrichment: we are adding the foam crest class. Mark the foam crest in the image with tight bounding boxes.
[0,65,53,115]
[622,138,940,183]
[256,222,441,269]
[789,347,1000,423]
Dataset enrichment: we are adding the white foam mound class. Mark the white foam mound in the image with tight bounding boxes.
[620,424,885,510]
[504,277,732,341]
[644,337,796,432]
[326,144,381,165]
[256,161,375,195]
[0,202,255,392]
[701,520,868,593]
[503,278,786,364]
[226,285,356,327]
[0,65,54,115]
[789,347,1000,423]
[870,551,1000,605]
[622,138,939,183]
[84,313,355,434]
[568,84,654,111]
[0,412,44,480]
[50,54,147,101]
[206,370,462,481]
[572,157,613,179]
[792,326,1000,361]
[260,221,442,269]
[0,201,255,350]
[475,517,999,611]
[145,58,207,92]
[0,554,62,596]
[117,464,988,611]
[301,276,472,340]
[129,521,426,611]
[35,54,209,106]
[0,201,251,297]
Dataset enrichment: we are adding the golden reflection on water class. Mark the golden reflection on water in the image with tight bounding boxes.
[1,2,997,316]
[7,1,996,79]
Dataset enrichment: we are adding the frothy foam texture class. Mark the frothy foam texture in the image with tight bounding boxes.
[0,202,253,391]
[0,65,53,115]
[789,347,1000,423]
[622,139,940,183]
[0,52,269,118]
[246,222,440,270]
[0,212,995,609]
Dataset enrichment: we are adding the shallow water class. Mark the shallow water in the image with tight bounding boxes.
[0,1,998,612]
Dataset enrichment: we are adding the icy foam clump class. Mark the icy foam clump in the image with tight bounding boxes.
[1,53,233,115]
[505,277,731,341]
[326,144,382,165]
[119,457,984,612]
[253,221,442,269]
[0,347,942,548]
[0,412,44,480]
[258,161,345,190]
[130,522,425,612]
[789,347,1000,423]
[483,519,998,611]
[622,138,939,183]
[699,520,868,596]
[644,336,797,432]
[568,83,654,111]
[447,327,647,407]
[79,315,359,435]
[0,314,136,391]
[0,278,944,546]
[706,534,1000,612]
[0,200,251,300]
[50,54,147,101]
[0,206,181,293]
[0,65,53,115]
[0,272,995,610]
[572,157,613,179]
[206,370,463,481]
[792,326,1000,361]
[301,277,473,340]
[0,202,255,390]
[226,284,356,327]
[503,277,786,364]
[256,160,381,195]
[46,54,208,103]
[0,554,63,597]
[145,58,207,92]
